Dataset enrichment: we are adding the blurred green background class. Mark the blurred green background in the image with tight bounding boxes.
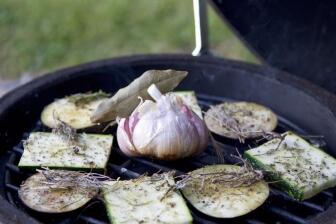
[0,0,257,79]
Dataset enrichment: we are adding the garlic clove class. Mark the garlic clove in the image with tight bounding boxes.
[132,99,156,116]
[116,118,140,157]
[180,105,209,154]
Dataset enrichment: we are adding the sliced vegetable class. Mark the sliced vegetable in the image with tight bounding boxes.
[169,91,203,119]
[41,91,109,130]
[181,165,269,218]
[204,101,277,140]
[19,172,97,213]
[102,173,193,224]
[245,131,336,200]
[18,132,113,169]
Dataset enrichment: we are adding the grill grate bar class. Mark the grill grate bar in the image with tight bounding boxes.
[108,163,140,178]
[5,184,19,192]
[266,206,307,224]
[246,219,267,224]
[5,164,27,177]
[12,146,24,155]
[78,216,107,224]
[321,191,334,198]
[271,189,326,212]
[130,158,172,172]
[300,201,325,212]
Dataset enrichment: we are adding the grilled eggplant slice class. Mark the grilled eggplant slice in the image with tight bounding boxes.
[102,173,192,224]
[181,165,269,218]
[245,132,336,200]
[41,91,109,130]
[169,91,203,118]
[18,132,113,170]
[19,173,97,213]
[204,101,277,140]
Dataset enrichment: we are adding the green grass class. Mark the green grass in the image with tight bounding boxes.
[0,0,258,79]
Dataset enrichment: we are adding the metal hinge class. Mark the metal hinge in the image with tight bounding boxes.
[192,0,212,56]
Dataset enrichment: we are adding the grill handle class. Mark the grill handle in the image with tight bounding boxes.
[192,0,212,56]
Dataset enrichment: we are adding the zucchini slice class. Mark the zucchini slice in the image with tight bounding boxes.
[204,101,277,139]
[245,132,336,200]
[102,173,193,224]
[41,91,109,130]
[18,132,113,169]
[170,91,203,119]
[19,173,97,213]
[181,165,269,218]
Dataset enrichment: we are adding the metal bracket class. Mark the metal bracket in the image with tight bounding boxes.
[192,0,211,56]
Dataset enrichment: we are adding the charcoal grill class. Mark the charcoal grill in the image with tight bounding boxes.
[0,54,336,224]
[2,1,336,223]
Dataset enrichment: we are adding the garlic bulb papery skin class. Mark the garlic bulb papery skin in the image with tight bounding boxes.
[117,84,209,160]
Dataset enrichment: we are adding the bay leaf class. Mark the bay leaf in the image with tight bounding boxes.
[90,69,188,123]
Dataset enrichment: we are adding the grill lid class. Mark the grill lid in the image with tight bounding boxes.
[210,0,336,94]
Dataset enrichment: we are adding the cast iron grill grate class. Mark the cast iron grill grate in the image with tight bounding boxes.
[3,93,335,224]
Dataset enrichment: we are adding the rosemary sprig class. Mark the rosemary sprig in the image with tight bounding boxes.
[37,168,112,190]
[51,113,87,154]
[52,115,78,143]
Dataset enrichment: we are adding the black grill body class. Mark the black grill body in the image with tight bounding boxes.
[210,0,336,94]
[0,55,336,224]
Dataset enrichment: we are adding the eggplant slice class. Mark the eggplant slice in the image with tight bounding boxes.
[19,173,97,213]
[181,165,269,218]
[41,92,109,130]
[204,101,277,140]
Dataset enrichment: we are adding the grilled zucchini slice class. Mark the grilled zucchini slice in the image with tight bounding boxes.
[170,91,203,118]
[19,173,97,213]
[102,173,192,224]
[181,164,269,218]
[204,101,277,139]
[245,131,336,200]
[18,132,113,169]
[41,91,109,130]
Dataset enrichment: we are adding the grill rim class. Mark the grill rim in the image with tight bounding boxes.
[1,54,336,116]
[0,54,336,224]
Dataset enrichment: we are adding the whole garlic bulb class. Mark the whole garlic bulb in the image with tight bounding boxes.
[117,84,209,160]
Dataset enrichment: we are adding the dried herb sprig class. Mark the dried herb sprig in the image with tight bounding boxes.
[172,152,264,194]
[51,113,86,154]
[175,168,263,190]
[52,117,78,143]
[37,168,112,191]
[204,103,280,144]
[206,106,248,143]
